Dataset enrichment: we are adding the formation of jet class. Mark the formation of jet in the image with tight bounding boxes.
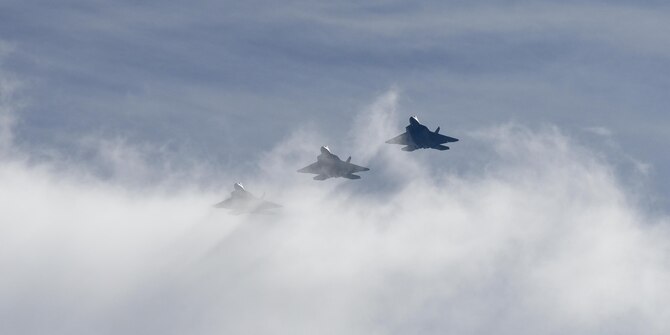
[217,116,457,214]
[297,146,370,180]
[214,183,281,215]
[386,116,459,151]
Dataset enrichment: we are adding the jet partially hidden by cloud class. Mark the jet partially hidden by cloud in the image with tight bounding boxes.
[386,116,459,151]
[298,146,370,180]
[214,183,281,215]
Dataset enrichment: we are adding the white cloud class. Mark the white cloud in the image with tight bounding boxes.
[584,126,613,137]
[1,91,669,334]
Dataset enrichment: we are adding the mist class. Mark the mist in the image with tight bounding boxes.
[1,92,669,335]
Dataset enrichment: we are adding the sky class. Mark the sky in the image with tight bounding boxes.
[1,1,670,334]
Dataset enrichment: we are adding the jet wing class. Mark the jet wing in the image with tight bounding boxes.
[430,132,459,144]
[213,198,234,208]
[297,161,322,174]
[385,132,410,145]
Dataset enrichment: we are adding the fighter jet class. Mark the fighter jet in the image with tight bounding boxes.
[297,146,370,180]
[214,183,281,215]
[386,116,459,151]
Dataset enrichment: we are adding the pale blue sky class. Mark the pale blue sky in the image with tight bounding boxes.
[1,0,669,201]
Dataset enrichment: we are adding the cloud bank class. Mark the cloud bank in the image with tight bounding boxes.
[1,92,669,335]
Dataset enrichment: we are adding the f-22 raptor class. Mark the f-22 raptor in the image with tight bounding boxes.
[297,146,370,180]
[386,116,459,151]
[214,183,281,215]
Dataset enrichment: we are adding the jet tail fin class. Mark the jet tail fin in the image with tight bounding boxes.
[346,156,351,163]
[435,127,440,133]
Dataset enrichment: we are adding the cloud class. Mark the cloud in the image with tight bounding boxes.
[584,126,613,137]
[1,91,669,335]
